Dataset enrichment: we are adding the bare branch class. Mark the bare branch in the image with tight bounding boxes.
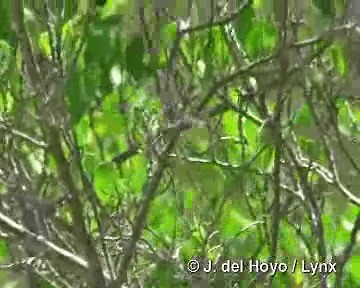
[335,212,360,287]
[0,211,88,270]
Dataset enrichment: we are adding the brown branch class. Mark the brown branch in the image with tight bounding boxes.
[335,212,360,287]
[69,131,116,281]
[267,0,289,287]
[0,122,47,149]
[267,2,288,279]
[10,0,45,97]
[294,150,360,206]
[196,54,275,112]
[45,128,107,288]
[0,211,88,270]
[302,91,360,206]
[108,165,166,287]
[109,123,184,288]
[10,1,106,287]
[112,146,141,166]
[179,2,249,35]
[285,140,330,287]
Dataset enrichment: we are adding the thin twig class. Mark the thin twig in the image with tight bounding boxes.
[0,211,88,269]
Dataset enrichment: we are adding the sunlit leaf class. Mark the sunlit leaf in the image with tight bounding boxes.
[223,111,238,136]
[338,100,352,136]
[220,202,249,238]
[349,255,360,282]
[94,162,118,202]
[124,154,148,193]
[329,43,347,76]
[149,194,176,236]
[160,21,177,49]
[38,32,51,57]
[245,21,278,59]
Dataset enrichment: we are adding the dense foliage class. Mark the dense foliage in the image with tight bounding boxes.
[0,1,359,287]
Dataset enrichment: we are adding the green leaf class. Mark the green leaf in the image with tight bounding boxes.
[182,127,209,153]
[259,147,274,171]
[0,40,12,75]
[223,111,238,136]
[204,27,230,69]
[149,262,177,287]
[0,239,8,259]
[245,21,278,59]
[243,118,259,152]
[94,162,118,202]
[124,154,148,193]
[294,104,313,128]
[149,194,176,236]
[125,37,145,80]
[338,100,353,136]
[85,20,114,64]
[174,162,224,197]
[160,22,177,48]
[67,72,85,124]
[298,137,321,160]
[349,255,360,282]
[93,93,126,137]
[82,152,97,176]
[181,238,199,261]
[76,115,92,147]
[66,69,97,124]
[313,0,335,18]
[184,189,195,209]
[235,5,255,44]
[227,141,243,165]
[220,202,249,239]
[0,2,12,42]
[38,32,51,57]
[329,43,347,76]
